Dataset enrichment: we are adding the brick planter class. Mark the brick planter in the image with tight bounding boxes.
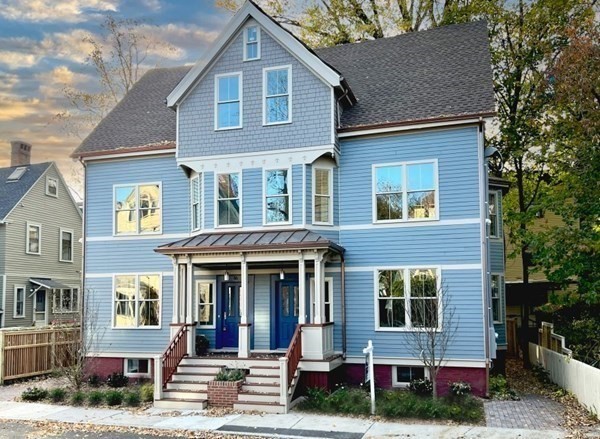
[207,379,243,407]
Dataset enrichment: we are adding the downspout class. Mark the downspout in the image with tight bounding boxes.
[341,253,347,359]
[79,157,87,353]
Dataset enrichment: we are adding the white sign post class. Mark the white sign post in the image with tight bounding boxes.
[363,340,375,415]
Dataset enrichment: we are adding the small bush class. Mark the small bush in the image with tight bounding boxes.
[124,391,141,407]
[532,363,552,384]
[49,388,66,403]
[21,387,48,401]
[409,378,433,396]
[71,391,85,406]
[489,375,519,400]
[215,368,245,382]
[449,381,472,398]
[88,390,104,406]
[106,372,129,388]
[105,390,124,406]
[87,374,101,387]
[140,383,154,402]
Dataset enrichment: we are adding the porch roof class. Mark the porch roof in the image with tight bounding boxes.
[155,229,344,255]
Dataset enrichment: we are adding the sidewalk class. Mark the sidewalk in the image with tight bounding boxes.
[0,400,564,439]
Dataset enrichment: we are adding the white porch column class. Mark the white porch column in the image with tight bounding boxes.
[314,252,326,324]
[239,254,250,358]
[171,257,179,324]
[298,252,306,325]
[185,257,193,325]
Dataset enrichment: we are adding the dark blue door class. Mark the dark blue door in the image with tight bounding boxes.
[276,281,299,349]
[221,282,240,348]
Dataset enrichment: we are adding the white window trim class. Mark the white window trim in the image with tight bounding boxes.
[373,266,442,332]
[123,358,151,378]
[195,280,216,328]
[45,176,58,198]
[262,166,293,226]
[214,72,243,131]
[26,222,42,255]
[13,285,25,319]
[372,159,439,224]
[491,273,504,324]
[392,365,430,388]
[52,287,79,314]
[243,25,261,61]
[309,277,334,323]
[215,171,243,228]
[489,190,501,239]
[190,173,203,232]
[59,228,74,263]
[312,166,334,226]
[111,273,163,330]
[262,65,292,126]
[113,182,163,237]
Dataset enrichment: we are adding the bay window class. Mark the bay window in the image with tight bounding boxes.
[191,175,201,231]
[489,191,499,238]
[313,168,332,224]
[491,274,503,323]
[265,169,290,224]
[217,172,241,226]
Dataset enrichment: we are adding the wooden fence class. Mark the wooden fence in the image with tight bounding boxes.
[506,317,519,357]
[0,326,80,384]
[538,321,572,356]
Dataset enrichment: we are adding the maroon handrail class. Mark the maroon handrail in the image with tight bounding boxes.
[162,324,189,389]
[285,324,302,387]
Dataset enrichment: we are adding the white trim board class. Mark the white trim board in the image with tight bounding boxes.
[344,264,482,273]
[344,356,487,368]
[338,118,487,139]
[86,272,174,279]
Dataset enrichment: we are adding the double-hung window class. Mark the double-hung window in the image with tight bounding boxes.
[196,281,215,327]
[491,274,503,323]
[313,168,333,224]
[46,176,58,197]
[377,268,439,330]
[244,26,260,60]
[191,175,202,231]
[310,278,333,323]
[114,274,161,328]
[215,73,242,130]
[264,66,291,125]
[217,173,241,227]
[265,169,290,224]
[53,288,79,313]
[26,222,41,255]
[59,228,73,262]
[374,161,437,222]
[489,192,499,238]
[14,285,25,318]
[114,184,161,235]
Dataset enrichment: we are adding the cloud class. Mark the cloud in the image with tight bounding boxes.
[0,71,19,91]
[36,65,90,98]
[0,95,42,121]
[40,29,95,64]
[0,51,39,69]
[140,0,161,11]
[0,0,119,23]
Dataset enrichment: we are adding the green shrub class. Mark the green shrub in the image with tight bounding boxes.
[71,391,85,406]
[87,374,101,387]
[21,387,48,401]
[49,388,66,403]
[489,375,519,400]
[449,381,472,398]
[105,390,124,406]
[214,368,245,382]
[532,363,552,384]
[139,383,154,403]
[124,391,141,407]
[88,390,104,406]
[409,378,433,396]
[106,372,129,388]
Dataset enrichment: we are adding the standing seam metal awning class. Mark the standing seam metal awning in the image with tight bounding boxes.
[30,278,71,290]
[155,229,344,255]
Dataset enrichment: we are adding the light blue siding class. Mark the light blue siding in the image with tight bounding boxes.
[253,274,271,350]
[292,164,302,225]
[490,241,504,272]
[243,168,262,227]
[204,172,215,230]
[305,165,312,224]
[86,240,174,273]
[178,20,332,159]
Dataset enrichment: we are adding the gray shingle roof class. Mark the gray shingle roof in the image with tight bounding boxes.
[315,21,496,130]
[73,66,191,157]
[0,162,52,220]
[73,21,495,156]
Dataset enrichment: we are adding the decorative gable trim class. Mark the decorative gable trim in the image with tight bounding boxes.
[166,0,342,108]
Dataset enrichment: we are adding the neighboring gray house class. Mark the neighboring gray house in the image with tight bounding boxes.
[0,141,82,328]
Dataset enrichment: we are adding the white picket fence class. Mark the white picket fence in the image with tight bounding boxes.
[529,342,600,415]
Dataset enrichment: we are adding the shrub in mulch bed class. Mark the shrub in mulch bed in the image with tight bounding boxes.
[106,372,129,388]
[48,388,66,403]
[70,391,85,406]
[104,390,124,406]
[87,390,104,406]
[21,387,48,401]
[298,385,484,423]
[124,391,141,407]
[139,383,154,402]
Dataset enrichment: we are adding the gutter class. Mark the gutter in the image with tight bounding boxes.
[79,157,87,352]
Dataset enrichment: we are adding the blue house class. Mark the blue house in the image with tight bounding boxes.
[73,1,505,412]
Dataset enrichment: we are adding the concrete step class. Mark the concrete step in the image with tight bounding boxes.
[233,401,286,414]
[166,381,208,391]
[154,398,207,410]
[176,365,222,374]
[249,366,280,377]
[242,383,280,393]
[185,357,280,369]
[245,375,280,385]
[171,372,214,382]
[238,391,281,404]
[161,389,207,401]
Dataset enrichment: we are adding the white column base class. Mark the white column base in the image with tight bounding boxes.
[238,325,251,358]
[154,355,163,400]
[301,325,334,360]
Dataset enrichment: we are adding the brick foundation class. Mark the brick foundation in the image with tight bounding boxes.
[84,356,155,383]
[207,380,243,407]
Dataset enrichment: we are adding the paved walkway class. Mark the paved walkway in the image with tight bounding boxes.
[485,395,565,431]
[0,400,566,438]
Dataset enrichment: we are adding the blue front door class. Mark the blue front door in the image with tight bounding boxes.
[276,280,299,349]
[220,282,240,348]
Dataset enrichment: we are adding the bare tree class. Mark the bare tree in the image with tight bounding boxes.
[402,281,458,398]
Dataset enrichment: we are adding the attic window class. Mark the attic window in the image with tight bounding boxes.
[7,167,27,182]
[244,26,260,61]
[46,176,58,197]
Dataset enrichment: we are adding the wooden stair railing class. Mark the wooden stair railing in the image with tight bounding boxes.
[285,324,302,387]
[161,324,190,389]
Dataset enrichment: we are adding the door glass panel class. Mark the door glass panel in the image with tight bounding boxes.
[293,286,299,317]
[227,287,234,317]
[282,286,290,316]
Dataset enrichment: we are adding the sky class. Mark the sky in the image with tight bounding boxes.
[0,0,231,193]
